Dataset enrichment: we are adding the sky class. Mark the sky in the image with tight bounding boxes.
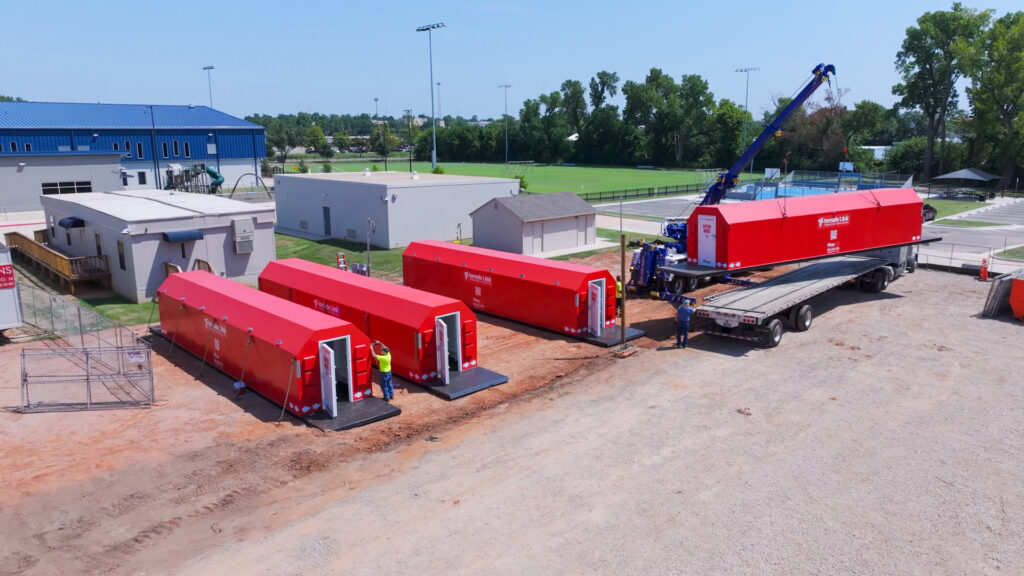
[2,0,1020,122]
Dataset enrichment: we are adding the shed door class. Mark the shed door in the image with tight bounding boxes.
[319,342,337,418]
[435,318,450,384]
[588,279,604,337]
[697,215,716,267]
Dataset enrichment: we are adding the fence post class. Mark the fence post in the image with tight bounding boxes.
[949,244,955,270]
[85,350,92,409]
[77,306,85,348]
[20,351,27,409]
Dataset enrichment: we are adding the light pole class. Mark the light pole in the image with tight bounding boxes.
[403,108,413,172]
[416,22,445,169]
[735,67,759,176]
[366,218,375,276]
[437,82,442,121]
[373,97,379,119]
[499,84,511,163]
[202,65,215,108]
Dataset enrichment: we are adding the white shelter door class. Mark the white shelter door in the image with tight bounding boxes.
[319,342,338,418]
[697,215,717,267]
[435,318,450,385]
[588,280,604,337]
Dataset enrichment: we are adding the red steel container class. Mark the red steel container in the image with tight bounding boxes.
[1011,278,1024,321]
[156,270,373,417]
[402,240,616,337]
[686,188,924,269]
[260,258,479,385]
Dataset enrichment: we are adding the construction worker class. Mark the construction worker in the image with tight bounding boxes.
[676,301,695,348]
[371,340,394,402]
[615,275,624,316]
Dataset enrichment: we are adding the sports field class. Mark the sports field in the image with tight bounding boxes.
[285,160,722,193]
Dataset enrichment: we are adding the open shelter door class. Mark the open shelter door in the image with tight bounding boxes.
[319,341,338,418]
[435,318,450,384]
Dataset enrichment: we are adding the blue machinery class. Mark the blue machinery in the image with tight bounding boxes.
[627,64,836,294]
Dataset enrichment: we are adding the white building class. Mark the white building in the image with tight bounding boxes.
[274,171,520,248]
[40,190,276,303]
[470,191,597,255]
[0,153,124,213]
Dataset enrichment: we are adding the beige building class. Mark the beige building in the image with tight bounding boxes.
[470,191,597,255]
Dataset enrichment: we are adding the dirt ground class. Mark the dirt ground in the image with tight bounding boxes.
[1,257,1021,575]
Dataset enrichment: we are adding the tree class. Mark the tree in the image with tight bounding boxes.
[711,99,746,168]
[332,131,350,152]
[560,79,588,138]
[588,71,620,109]
[369,122,400,164]
[958,10,1024,187]
[893,3,991,179]
[0,95,25,102]
[266,121,299,163]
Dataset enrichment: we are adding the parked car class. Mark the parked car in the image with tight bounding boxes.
[922,203,937,222]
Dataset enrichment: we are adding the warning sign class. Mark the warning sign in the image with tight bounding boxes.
[0,264,15,290]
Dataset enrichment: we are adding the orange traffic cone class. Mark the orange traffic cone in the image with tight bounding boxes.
[980,257,989,281]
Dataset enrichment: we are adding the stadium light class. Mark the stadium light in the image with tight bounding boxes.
[416,22,445,169]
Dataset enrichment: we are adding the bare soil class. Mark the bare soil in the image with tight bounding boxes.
[1,258,1021,575]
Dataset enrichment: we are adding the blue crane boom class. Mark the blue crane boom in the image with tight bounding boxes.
[699,63,836,207]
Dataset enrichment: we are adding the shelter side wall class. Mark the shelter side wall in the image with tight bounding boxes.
[388,181,517,248]
[470,203,525,254]
[1,156,124,211]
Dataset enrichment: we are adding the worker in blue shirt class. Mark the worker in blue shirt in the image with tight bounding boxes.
[676,301,695,348]
[371,340,394,402]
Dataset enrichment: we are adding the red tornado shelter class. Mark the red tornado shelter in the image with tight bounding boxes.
[686,188,924,270]
[260,259,494,395]
[156,270,373,419]
[403,240,617,339]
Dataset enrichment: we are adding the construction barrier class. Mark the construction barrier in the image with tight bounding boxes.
[403,240,616,338]
[687,188,923,270]
[157,271,372,418]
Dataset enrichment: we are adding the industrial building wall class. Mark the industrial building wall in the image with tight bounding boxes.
[471,201,527,254]
[0,155,123,212]
[274,176,390,247]
[387,181,517,248]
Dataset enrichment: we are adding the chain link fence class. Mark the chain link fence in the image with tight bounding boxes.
[18,284,153,412]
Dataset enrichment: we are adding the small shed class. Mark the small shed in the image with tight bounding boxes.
[274,171,519,248]
[157,271,398,429]
[40,189,276,302]
[259,258,507,400]
[470,191,597,254]
[404,240,643,346]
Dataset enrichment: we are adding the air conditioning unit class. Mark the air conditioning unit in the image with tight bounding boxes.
[232,217,255,254]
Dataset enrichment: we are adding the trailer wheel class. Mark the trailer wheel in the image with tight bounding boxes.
[877,267,892,291]
[793,304,813,331]
[907,254,918,273]
[685,276,699,293]
[762,318,783,348]
[668,276,684,295]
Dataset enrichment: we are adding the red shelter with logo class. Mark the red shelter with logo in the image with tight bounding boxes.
[403,240,616,338]
[686,188,923,270]
[156,271,373,418]
[259,258,480,387]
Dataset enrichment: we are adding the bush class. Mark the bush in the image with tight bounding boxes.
[260,158,273,177]
[297,158,310,173]
[517,175,529,191]
[432,165,445,174]
[321,162,333,173]
[371,164,381,172]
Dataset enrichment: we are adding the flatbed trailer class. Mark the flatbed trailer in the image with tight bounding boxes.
[695,247,916,348]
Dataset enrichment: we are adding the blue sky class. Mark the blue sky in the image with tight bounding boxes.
[2,1,1019,121]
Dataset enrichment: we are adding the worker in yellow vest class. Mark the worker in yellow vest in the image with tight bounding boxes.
[615,275,624,316]
[371,340,394,402]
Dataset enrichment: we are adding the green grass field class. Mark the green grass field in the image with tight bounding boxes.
[936,219,1002,227]
[996,246,1024,260]
[274,233,407,279]
[279,161,723,194]
[78,295,158,326]
[926,199,990,219]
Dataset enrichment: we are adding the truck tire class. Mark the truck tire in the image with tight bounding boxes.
[877,267,892,291]
[684,276,699,293]
[668,276,684,295]
[761,318,783,348]
[793,304,813,331]
[907,254,918,273]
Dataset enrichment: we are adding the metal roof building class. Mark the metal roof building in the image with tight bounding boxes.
[40,189,276,303]
[470,191,597,254]
[0,101,265,207]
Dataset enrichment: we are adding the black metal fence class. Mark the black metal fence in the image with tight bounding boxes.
[18,284,153,412]
[524,182,708,204]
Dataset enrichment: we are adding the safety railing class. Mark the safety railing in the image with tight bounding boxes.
[4,232,109,294]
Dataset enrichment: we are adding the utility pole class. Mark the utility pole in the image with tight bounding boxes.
[403,108,413,172]
[202,65,215,108]
[499,84,511,163]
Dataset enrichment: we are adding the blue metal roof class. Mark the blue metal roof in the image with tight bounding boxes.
[0,101,261,130]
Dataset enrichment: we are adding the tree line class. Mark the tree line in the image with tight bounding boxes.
[246,3,1021,186]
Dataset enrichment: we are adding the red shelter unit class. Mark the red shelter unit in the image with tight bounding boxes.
[156,271,382,423]
[259,259,507,399]
[403,240,627,344]
[686,188,924,270]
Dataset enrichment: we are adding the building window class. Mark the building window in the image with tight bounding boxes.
[183,141,190,158]
[117,240,126,271]
[10,142,17,152]
[0,143,3,151]
[41,181,92,195]
[180,243,187,259]
[66,231,72,245]
[113,142,119,151]
[138,171,147,185]
[95,233,103,257]
[125,140,132,158]
[207,143,217,155]
[136,142,143,159]
[24,143,31,152]
[161,142,169,158]
[122,175,128,186]
[172,140,179,156]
